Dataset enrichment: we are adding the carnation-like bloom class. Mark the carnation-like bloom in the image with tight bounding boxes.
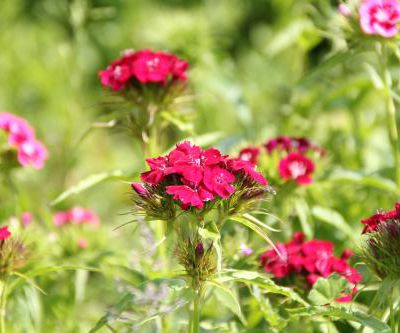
[260,232,361,302]
[359,0,400,38]
[0,112,48,169]
[99,49,188,91]
[0,226,11,241]
[53,207,100,227]
[361,202,400,233]
[134,141,268,212]
[264,136,323,155]
[239,147,261,165]
[278,152,315,185]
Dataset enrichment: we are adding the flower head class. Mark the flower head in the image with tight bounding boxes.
[278,152,315,185]
[20,212,33,226]
[133,141,268,216]
[239,147,261,165]
[53,207,100,227]
[0,226,11,241]
[359,0,400,38]
[260,232,361,301]
[99,49,188,91]
[264,136,323,155]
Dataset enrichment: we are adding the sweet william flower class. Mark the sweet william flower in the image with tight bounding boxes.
[239,147,260,165]
[203,167,235,198]
[20,212,33,226]
[359,0,400,38]
[278,152,315,185]
[0,226,11,240]
[131,182,150,197]
[17,140,48,170]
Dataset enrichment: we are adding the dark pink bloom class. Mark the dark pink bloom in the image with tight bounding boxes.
[0,226,11,240]
[0,112,35,146]
[278,152,315,185]
[203,167,235,198]
[227,158,268,185]
[20,212,33,226]
[359,0,400,38]
[361,202,400,233]
[98,49,188,91]
[141,157,168,185]
[17,140,48,169]
[53,212,70,226]
[265,136,292,154]
[166,185,212,209]
[239,147,261,165]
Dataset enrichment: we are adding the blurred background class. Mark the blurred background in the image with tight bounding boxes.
[0,0,397,331]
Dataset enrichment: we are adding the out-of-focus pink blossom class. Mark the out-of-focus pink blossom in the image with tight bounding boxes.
[0,226,11,240]
[278,152,315,185]
[338,3,352,16]
[53,208,100,227]
[359,0,400,38]
[239,147,261,165]
[240,244,253,256]
[17,140,48,169]
[20,212,33,226]
[77,238,89,249]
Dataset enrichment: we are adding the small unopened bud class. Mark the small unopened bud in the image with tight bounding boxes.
[131,182,149,197]
[195,242,204,257]
[338,4,352,17]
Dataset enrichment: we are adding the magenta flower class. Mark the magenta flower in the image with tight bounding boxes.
[17,140,48,170]
[136,141,268,210]
[99,49,188,91]
[361,202,400,233]
[53,207,100,227]
[260,232,362,302]
[131,182,150,197]
[20,212,33,226]
[0,226,11,240]
[278,152,315,185]
[239,147,261,165]
[359,0,400,38]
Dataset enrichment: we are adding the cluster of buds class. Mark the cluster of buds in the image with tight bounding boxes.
[0,226,27,279]
[338,1,400,38]
[175,236,216,290]
[131,141,269,222]
[0,112,48,170]
[260,232,361,302]
[99,49,190,146]
[238,136,324,186]
[359,202,400,279]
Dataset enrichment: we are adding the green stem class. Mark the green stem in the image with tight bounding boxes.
[0,280,8,333]
[191,290,201,333]
[379,44,400,189]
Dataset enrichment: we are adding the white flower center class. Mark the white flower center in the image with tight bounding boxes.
[288,161,306,178]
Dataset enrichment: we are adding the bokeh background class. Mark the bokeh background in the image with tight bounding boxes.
[0,0,398,331]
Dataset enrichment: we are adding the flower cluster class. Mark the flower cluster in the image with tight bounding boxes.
[0,226,11,241]
[0,112,48,169]
[359,0,400,38]
[99,49,188,91]
[53,207,100,227]
[238,136,322,186]
[361,202,400,233]
[132,141,268,215]
[260,232,361,300]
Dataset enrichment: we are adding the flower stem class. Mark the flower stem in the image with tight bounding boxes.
[0,280,8,333]
[191,290,201,333]
[379,43,400,189]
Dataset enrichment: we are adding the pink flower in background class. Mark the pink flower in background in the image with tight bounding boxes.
[361,202,400,233]
[99,49,189,91]
[240,243,253,256]
[260,232,362,302]
[338,3,352,16]
[77,238,89,249]
[359,0,400,38]
[0,112,48,169]
[239,147,261,165]
[20,212,33,226]
[53,208,100,227]
[17,140,48,169]
[278,152,315,185]
[0,226,11,240]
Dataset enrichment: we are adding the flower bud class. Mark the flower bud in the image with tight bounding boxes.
[195,242,204,257]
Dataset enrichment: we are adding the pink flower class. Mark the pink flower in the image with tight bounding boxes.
[53,212,70,226]
[239,147,260,165]
[141,157,168,185]
[240,244,254,256]
[203,167,235,198]
[361,202,400,233]
[53,207,100,227]
[338,3,352,16]
[20,212,33,226]
[166,185,213,209]
[0,226,11,240]
[227,158,268,185]
[98,49,189,91]
[17,140,48,169]
[278,152,315,185]
[359,0,400,38]
[77,238,89,249]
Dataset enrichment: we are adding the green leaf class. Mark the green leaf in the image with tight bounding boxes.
[10,272,46,295]
[308,274,349,305]
[364,63,384,90]
[50,170,125,205]
[199,222,223,273]
[294,198,313,239]
[311,206,356,241]
[288,305,391,333]
[207,280,246,324]
[89,293,133,333]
